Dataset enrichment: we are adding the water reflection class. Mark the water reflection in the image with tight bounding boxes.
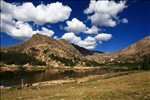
[0,69,122,86]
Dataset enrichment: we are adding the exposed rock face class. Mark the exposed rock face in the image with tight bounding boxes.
[117,36,150,56]
[1,34,82,67]
[1,33,150,67]
[83,35,150,63]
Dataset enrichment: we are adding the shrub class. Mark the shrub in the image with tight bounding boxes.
[0,51,46,66]
[49,54,77,66]
[84,60,104,66]
[141,54,150,70]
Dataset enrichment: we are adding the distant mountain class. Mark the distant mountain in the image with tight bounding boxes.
[1,34,150,67]
[84,35,150,64]
[117,36,150,56]
[72,44,94,56]
[72,44,103,56]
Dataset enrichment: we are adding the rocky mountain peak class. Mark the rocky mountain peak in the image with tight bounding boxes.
[1,34,150,67]
[27,33,56,45]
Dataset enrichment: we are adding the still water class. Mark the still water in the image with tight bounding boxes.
[0,69,123,86]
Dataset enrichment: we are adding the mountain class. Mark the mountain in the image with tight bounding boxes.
[72,44,94,56]
[83,35,150,64]
[1,34,83,67]
[1,34,150,67]
[116,35,150,56]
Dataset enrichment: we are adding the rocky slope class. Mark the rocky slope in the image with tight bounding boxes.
[1,34,150,67]
[1,34,82,67]
[83,35,150,64]
[117,35,150,56]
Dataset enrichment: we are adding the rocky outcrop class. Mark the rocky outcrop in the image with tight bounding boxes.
[1,34,150,67]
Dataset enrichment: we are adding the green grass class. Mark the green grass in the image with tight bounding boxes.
[1,71,150,100]
[87,71,135,82]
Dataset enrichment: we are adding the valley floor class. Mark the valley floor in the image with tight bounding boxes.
[1,71,150,100]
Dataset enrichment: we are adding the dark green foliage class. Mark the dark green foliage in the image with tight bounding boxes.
[49,54,77,66]
[141,54,150,70]
[0,51,46,65]
[112,54,150,70]
[43,49,49,54]
[16,65,26,76]
[30,47,38,52]
[84,60,103,66]
[102,66,114,70]
[119,54,150,70]
[62,70,76,75]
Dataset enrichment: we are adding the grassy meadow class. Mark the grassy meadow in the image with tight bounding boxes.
[1,71,150,100]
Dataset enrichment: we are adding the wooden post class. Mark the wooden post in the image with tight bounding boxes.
[21,78,24,87]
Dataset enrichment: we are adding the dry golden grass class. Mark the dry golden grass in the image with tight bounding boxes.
[1,71,150,100]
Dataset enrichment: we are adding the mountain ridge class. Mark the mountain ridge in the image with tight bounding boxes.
[1,33,150,67]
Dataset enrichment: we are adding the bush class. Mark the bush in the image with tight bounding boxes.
[16,65,26,76]
[84,60,104,66]
[141,54,150,70]
[0,51,46,66]
[49,54,77,66]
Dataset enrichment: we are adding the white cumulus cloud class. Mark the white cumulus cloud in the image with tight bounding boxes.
[95,33,112,41]
[64,18,86,34]
[62,32,113,49]
[78,36,97,49]
[0,0,72,39]
[84,0,127,27]
[64,18,99,34]
[62,32,97,49]
[62,32,81,43]
[1,1,72,25]
[1,20,54,40]
[84,26,99,34]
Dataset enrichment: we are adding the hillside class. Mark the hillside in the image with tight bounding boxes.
[117,35,150,55]
[1,34,82,67]
[1,34,150,67]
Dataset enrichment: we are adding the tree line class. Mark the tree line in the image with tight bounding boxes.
[0,51,46,66]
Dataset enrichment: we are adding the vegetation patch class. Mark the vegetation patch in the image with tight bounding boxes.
[1,71,150,100]
[109,54,150,70]
[83,59,104,66]
[141,54,150,70]
[0,51,46,66]
[87,71,136,82]
[49,54,77,66]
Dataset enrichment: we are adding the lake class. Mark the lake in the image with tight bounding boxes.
[0,68,127,86]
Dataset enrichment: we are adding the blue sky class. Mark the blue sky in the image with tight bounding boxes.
[0,0,150,52]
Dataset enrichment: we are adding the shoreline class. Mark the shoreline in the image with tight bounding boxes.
[0,65,101,73]
[0,70,133,90]
[1,71,149,100]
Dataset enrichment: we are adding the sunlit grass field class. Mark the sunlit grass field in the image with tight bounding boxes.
[1,71,150,100]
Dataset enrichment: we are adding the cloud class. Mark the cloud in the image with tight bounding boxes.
[122,18,128,23]
[53,36,58,40]
[1,0,114,48]
[39,27,54,37]
[0,1,72,39]
[1,1,72,25]
[84,26,99,34]
[89,13,117,27]
[84,0,127,27]
[62,32,97,49]
[95,33,112,41]
[64,18,99,34]
[62,32,81,43]
[78,36,97,49]
[1,20,54,40]
[64,18,86,34]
